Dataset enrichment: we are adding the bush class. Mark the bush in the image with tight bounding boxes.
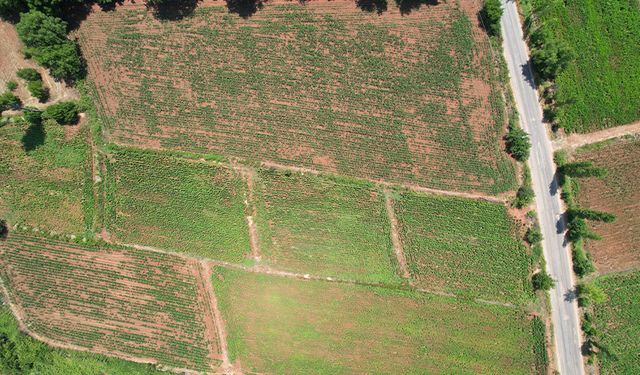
[16,10,68,49]
[32,41,84,81]
[481,0,503,36]
[506,126,531,161]
[22,107,42,126]
[42,101,78,124]
[577,282,606,307]
[559,161,608,178]
[0,91,21,111]
[568,208,616,223]
[532,270,554,291]
[526,223,543,244]
[572,240,595,277]
[26,79,48,102]
[16,67,41,82]
[515,185,534,208]
[5,80,18,91]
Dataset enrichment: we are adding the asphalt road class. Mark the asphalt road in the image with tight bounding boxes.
[499,1,585,374]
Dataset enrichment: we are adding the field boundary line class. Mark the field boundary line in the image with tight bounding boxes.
[0,277,203,375]
[116,241,518,309]
[553,120,640,151]
[383,189,410,279]
[234,164,262,261]
[260,161,507,204]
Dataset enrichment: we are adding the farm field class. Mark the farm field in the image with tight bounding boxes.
[0,298,164,374]
[78,1,516,195]
[211,267,541,374]
[0,118,91,235]
[104,147,250,261]
[592,271,640,374]
[525,0,640,132]
[253,169,400,283]
[573,137,640,273]
[394,191,532,303]
[0,233,220,372]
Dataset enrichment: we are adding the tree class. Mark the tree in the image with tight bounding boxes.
[514,185,534,208]
[23,107,42,125]
[526,223,543,244]
[559,161,608,178]
[568,208,616,223]
[27,79,48,102]
[0,219,8,240]
[529,27,574,81]
[42,101,77,124]
[532,270,554,291]
[6,80,18,91]
[481,0,502,36]
[567,216,601,242]
[506,126,531,161]
[16,10,67,49]
[0,91,21,111]
[0,0,27,21]
[32,41,83,81]
[573,241,595,277]
[16,67,41,81]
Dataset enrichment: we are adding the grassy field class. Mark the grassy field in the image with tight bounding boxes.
[79,1,516,195]
[0,233,218,372]
[104,147,250,261]
[253,169,400,283]
[0,118,92,235]
[593,271,640,374]
[573,137,640,273]
[526,0,640,132]
[0,299,164,375]
[212,267,539,374]
[394,192,532,303]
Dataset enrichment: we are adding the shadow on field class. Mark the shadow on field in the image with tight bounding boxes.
[148,0,202,21]
[395,0,438,15]
[356,0,388,14]
[226,0,264,18]
[21,122,45,152]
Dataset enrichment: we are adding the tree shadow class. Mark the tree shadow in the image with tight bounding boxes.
[394,0,438,15]
[62,0,96,31]
[97,0,126,12]
[356,0,388,15]
[564,288,577,302]
[521,60,537,89]
[21,122,45,152]
[226,0,265,18]
[148,0,202,21]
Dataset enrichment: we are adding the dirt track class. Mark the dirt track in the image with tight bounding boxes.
[554,121,640,151]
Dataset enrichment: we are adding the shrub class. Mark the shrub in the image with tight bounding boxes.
[532,270,554,291]
[22,107,42,126]
[0,91,21,111]
[568,208,616,223]
[5,80,18,91]
[515,185,534,208]
[526,223,543,244]
[559,161,608,178]
[32,41,84,81]
[572,240,595,277]
[42,101,78,124]
[26,79,48,102]
[506,126,531,161]
[16,10,67,48]
[567,216,601,242]
[577,282,606,307]
[481,0,503,36]
[16,67,41,82]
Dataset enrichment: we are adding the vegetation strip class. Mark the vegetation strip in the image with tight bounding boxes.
[383,189,409,279]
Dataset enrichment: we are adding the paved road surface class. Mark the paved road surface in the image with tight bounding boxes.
[499,1,585,374]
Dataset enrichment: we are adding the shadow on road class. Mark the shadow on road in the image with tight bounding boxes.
[564,288,577,302]
[521,60,536,89]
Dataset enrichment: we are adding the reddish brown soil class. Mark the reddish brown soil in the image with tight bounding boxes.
[573,137,640,273]
[383,189,410,278]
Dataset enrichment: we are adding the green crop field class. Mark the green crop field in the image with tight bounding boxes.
[104,147,250,261]
[394,192,532,303]
[0,299,165,374]
[254,169,400,283]
[0,118,92,235]
[573,137,640,273]
[212,267,540,374]
[0,233,217,372]
[79,1,516,195]
[526,0,640,132]
[593,271,640,374]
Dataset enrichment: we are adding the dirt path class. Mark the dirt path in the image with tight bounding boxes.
[235,165,261,261]
[191,260,238,374]
[554,121,640,151]
[261,161,507,204]
[383,189,410,279]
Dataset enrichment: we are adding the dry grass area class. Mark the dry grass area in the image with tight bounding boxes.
[78,0,515,195]
[574,137,640,273]
[0,233,222,372]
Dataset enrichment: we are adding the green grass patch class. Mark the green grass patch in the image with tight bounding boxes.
[593,271,640,374]
[79,2,515,194]
[395,192,532,303]
[0,118,92,236]
[254,169,400,283]
[212,267,538,374]
[105,146,250,261]
[528,0,640,131]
